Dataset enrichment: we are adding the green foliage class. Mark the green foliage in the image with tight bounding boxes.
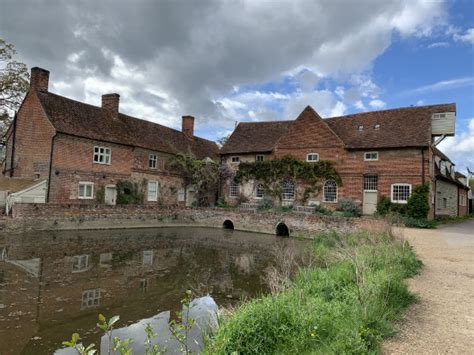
[272,205,293,213]
[205,231,422,355]
[403,217,437,229]
[235,155,340,203]
[336,197,361,217]
[116,180,144,205]
[376,195,392,216]
[1,38,30,138]
[168,154,219,207]
[96,187,105,203]
[257,197,274,210]
[311,203,332,216]
[406,183,430,219]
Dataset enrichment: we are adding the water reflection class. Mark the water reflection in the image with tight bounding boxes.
[0,227,304,354]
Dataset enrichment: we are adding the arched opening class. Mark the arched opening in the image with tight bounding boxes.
[276,222,289,237]
[223,220,234,230]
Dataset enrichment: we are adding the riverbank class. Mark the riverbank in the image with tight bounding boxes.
[204,230,422,354]
[6,203,388,237]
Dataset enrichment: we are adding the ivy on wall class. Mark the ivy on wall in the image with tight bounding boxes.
[235,155,341,203]
[116,180,144,204]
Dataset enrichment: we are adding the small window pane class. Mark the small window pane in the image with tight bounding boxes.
[255,183,265,198]
[306,153,319,162]
[364,175,378,191]
[281,179,295,200]
[229,180,240,197]
[324,180,337,202]
[256,155,264,162]
[391,184,411,203]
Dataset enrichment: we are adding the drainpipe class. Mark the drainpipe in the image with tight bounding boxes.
[9,112,18,177]
[46,134,57,203]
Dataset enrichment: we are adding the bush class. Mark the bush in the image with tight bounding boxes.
[403,217,437,229]
[257,197,274,210]
[116,180,144,204]
[406,184,430,219]
[205,231,422,354]
[376,196,392,216]
[336,197,361,217]
[311,203,332,215]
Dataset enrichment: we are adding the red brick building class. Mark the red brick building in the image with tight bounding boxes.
[3,67,218,207]
[221,105,470,218]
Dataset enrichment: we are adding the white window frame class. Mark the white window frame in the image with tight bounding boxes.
[323,180,338,203]
[149,154,157,169]
[229,180,240,198]
[147,180,158,202]
[255,183,265,199]
[78,182,94,199]
[306,153,319,162]
[81,288,101,308]
[391,183,412,204]
[231,156,240,163]
[72,254,90,273]
[93,146,111,165]
[143,250,154,266]
[99,253,113,265]
[281,179,295,201]
[364,151,379,161]
[363,175,378,192]
[256,154,264,162]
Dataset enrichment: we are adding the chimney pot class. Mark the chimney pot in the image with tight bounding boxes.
[102,93,120,119]
[30,67,49,92]
[182,115,195,138]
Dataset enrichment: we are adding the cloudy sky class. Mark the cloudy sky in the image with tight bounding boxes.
[1,0,473,172]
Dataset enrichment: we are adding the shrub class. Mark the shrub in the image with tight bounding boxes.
[257,197,274,210]
[389,203,408,216]
[403,217,437,229]
[406,184,430,219]
[116,180,144,204]
[311,203,332,215]
[336,197,361,217]
[376,196,392,216]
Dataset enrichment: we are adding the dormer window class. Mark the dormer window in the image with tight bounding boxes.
[231,156,240,163]
[306,153,319,162]
[358,125,364,131]
[440,161,446,175]
[364,152,378,161]
[374,124,380,130]
[256,154,264,162]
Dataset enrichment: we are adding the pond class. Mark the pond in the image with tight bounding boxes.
[0,227,306,354]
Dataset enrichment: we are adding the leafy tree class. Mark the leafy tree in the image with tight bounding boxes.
[0,38,29,139]
[168,154,219,206]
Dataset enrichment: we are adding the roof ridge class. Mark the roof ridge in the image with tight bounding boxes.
[238,120,294,124]
[327,102,456,121]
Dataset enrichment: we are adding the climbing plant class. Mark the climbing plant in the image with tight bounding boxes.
[235,155,341,203]
[116,180,144,204]
[168,154,219,206]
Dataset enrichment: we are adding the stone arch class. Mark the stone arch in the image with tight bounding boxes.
[223,219,234,230]
[276,222,289,237]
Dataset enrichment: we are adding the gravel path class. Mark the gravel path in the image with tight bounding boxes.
[382,219,474,354]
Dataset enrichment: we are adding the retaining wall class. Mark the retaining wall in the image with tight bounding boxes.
[9,203,389,237]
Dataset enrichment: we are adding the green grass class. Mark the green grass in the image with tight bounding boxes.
[204,231,422,354]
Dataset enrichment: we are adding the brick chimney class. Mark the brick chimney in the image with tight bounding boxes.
[182,115,194,137]
[102,93,120,119]
[30,67,49,92]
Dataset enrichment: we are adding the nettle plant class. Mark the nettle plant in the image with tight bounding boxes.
[235,155,341,205]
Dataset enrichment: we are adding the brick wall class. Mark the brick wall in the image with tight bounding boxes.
[10,203,389,237]
[8,91,56,179]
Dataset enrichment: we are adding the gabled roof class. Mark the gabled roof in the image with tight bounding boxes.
[325,104,456,149]
[220,120,292,154]
[432,146,453,164]
[36,91,218,159]
[220,103,456,154]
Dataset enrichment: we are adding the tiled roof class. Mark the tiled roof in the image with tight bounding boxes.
[325,104,456,149]
[220,120,292,154]
[432,146,453,163]
[220,103,456,154]
[37,91,218,159]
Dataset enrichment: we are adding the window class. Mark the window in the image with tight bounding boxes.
[391,184,411,203]
[78,182,94,199]
[281,179,295,200]
[231,156,240,163]
[140,279,149,292]
[358,125,364,131]
[147,181,158,201]
[255,183,265,199]
[72,254,89,272]
[99,253,112,266]
[374,124,380,130]
[323,180,338,202]
[433,113,447,119]
[93,146,111,164]
[82,289,101,308]
[149,154,157,169]
[364,175,378,191]
[256,154,264,162]
[177,188,185,202]
[143,250,154,265]
[229,180,240,198]
[364,152,378,161]
[306,153,319,162]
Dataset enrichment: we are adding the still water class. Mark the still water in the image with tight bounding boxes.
[0,227,304,354]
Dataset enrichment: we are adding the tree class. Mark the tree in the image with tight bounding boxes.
[168,154,219,206]
[0,38,29,140]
